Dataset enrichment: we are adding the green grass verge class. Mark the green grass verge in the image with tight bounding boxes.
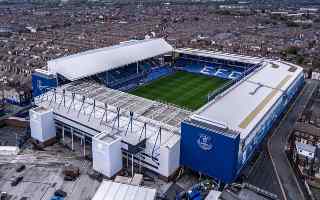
[130,71,227,110]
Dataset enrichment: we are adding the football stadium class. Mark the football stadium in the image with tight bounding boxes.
[30,38,304,183]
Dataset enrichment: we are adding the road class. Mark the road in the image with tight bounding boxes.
[268,80,318,200]
[246,142,284,199]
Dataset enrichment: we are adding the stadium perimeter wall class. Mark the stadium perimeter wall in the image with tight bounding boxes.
[181,121,240,183]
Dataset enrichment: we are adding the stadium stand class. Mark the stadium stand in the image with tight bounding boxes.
[101,53,257,92]
[145,66,173,82]
[174,57,248,80]
[90,59,173,91]
[89,52,259,94]
[229,71,242,79]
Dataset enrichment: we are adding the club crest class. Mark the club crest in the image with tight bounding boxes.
[197,134,213,151]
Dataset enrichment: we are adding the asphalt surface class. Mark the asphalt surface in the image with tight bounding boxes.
[268,80,318,200]
[246,142,284,199]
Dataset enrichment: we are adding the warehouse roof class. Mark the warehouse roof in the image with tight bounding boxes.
[92,180,156,200]
[193,60,303,139]
[47,38,173,81]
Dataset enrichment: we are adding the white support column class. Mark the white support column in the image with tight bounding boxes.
[131,154,134,177]
[139,152,142,173]
[126,152,129,168]
[105,104,108,123]
[71,128,74,151]
[136,62,139,74]
[62,126,65,144]
[83,135,86,157]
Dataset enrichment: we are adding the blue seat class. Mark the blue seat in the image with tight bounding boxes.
[146,66,172,82]
[229,71,243,80]
[200,66,217,76]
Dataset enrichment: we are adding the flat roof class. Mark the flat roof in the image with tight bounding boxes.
[295,141,316,153]
[48,38,173,81]
[92,180,156,200]
[32,106,49,113]
[193,60,303,139]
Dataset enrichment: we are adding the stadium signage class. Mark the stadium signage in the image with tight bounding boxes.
[197,133,213,151]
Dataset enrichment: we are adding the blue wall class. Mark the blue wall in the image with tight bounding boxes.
[32,72,58,97]
[180,122,240,183]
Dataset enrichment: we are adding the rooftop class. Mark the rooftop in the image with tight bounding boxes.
[193,60,303,139]
[47,38,173,81]
[92,180,156,200]
[32,106,50,113]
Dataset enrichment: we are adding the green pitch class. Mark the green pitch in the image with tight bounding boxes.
[130,71,227,110]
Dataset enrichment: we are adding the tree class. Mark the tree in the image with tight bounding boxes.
[284,46,300,55]
[296,55,304,65]
[312,58,320,69]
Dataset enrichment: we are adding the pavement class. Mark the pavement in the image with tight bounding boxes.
[268,80,318,200]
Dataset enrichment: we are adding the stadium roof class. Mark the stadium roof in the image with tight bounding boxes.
[175,48,263,64]
[192,60,303,140]
[47,38,173,81]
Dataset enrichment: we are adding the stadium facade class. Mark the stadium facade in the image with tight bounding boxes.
[31,38,304,183]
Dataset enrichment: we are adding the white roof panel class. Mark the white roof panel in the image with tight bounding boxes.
[0,146,19,155]
[194,61,303,139]
[248,61,303,90]
[195,81,281,138]
[205,190,222,200]
[92,180,156,200]
[175,48,262,64]
[48,38,173,81]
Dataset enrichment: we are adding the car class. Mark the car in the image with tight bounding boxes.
[54,189,67,198]
[15,164,26,173]
[63,175,76,181]
[11,176,23,187]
